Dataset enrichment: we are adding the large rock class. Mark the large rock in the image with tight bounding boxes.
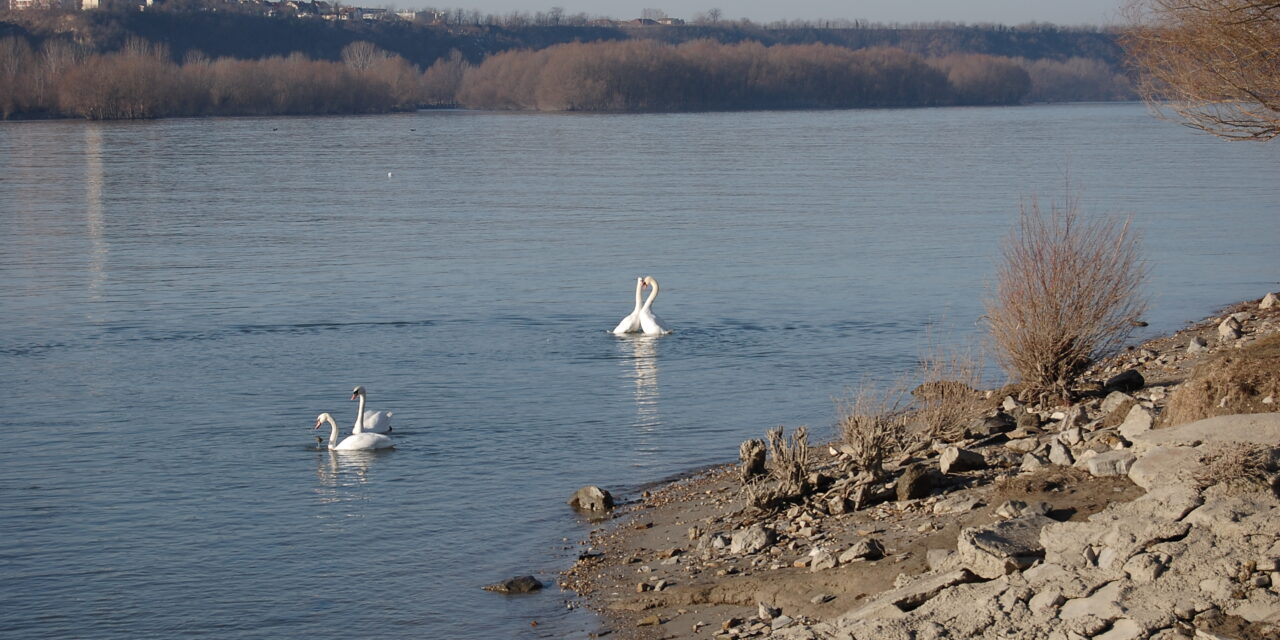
[1126,445,1204,490]
[1100,391,1135,416]
[1262,292,1279,309]
[482,575,543,594]
[835,569,982,623]
[568,485,614,512]
[730,524,775,555]
[939,446,986,475]
[1085,450,1136,477]
[1048,440,1075,466]
[1129,413,1280,450]
[839,537,885,563]
[957,514,1055,579]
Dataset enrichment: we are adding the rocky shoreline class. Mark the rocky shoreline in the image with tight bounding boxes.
[561,295,1280,640]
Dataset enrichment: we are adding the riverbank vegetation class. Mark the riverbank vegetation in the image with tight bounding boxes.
[0,6,1136,119]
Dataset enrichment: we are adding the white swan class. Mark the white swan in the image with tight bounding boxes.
[350,385,392,434]
[638,276,672,336]
[315,413,394,450]
[612,276,645,335]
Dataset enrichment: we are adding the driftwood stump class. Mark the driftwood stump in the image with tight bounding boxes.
[739,438,766,483]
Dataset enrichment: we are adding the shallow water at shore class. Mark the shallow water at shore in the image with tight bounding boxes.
[0,104,1277,638]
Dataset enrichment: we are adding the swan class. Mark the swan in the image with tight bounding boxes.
[315,413,394,450]
[612,276,645,335]
[350,386,393,434]
[638,276,672,336]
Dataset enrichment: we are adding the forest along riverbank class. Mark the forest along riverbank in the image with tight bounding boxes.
[562,295,1280,640]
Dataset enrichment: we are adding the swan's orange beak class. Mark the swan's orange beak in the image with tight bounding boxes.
[350,392,358,400]
[314,420,322,430]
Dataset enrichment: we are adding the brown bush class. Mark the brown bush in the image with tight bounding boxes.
[1193,443,1280,494]
[985,194,1147,401]
[1163,333,1280,426]
[837,384,908,482]
[910,345,988,442]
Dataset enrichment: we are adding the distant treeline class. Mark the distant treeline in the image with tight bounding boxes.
[0,37,424,119]
[437,40,1131,111]
[0,34,1132,119]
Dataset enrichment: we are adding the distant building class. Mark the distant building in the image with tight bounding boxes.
[656,17,684,25]
[627,18,657,26]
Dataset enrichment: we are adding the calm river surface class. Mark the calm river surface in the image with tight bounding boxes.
[1,104,1276,638]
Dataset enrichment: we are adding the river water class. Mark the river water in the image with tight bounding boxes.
[1,103,1276,638]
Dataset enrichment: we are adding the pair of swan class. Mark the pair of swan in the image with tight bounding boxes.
[612,276,671,336]
[313,386,395,450]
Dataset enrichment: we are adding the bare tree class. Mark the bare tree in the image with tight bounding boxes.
[1123,0,1280,140]
[341,41,389,71]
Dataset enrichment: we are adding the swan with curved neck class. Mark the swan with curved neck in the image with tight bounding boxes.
[612,276,645,335]
[638,276,671,335]
[350,386,392,434]
[315,413,394,450]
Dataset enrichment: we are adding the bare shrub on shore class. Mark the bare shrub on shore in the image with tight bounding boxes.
[1194,444,1280,495]
[837,384,909,483]
[911,345,988,442]
[985,193,1147,401]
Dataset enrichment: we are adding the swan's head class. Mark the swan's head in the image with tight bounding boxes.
[351,385,366,400]
[643,276,658,288]
[314,413,335,430]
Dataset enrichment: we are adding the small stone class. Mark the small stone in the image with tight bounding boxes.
[771,615,795,630]
[483,575,543,594]
[636,614,662,627]
[1002,396,1021,412]
[896,464,935,501]
[568,486,614,512]
[1086,450,1136,476]
[758,602,780,620]
[940,446,986,475]
[810,593,834,604]
[1059,427,1083,446]
[1029,588,1065,612]
[1188,336,1209,354]
[839,537,886,563]
[1048,440,1075,466]
[1104,369,1145,393]
[1123,552,1169,583]
[1118,405,1154,440]
[1006,437,1040,454]
[1021,453,1049,472]
[1218,317,1242,341]
[1101,391,1135,416]
[730,525,775,555]
[810,547,838,572]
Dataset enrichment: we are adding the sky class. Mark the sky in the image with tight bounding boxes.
[397,1,1128,27]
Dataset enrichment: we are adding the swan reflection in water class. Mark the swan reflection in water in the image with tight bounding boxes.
[620,335,661,431]
[314,449,382,494]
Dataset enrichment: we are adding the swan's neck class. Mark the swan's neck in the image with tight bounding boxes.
[641,279,659,310]
[632,278,643,312]
[326,417,340,449]
[354,393,366,433]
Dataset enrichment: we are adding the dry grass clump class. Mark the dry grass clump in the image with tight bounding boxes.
[985,194,1147,402]
[837,384,909,483]
[1193,444,1280,495]
[741,426,810,512]
[911,346,989,442]
[1163,334,1280,427]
